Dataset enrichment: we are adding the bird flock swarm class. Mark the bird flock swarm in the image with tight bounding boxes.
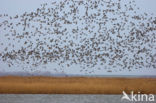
[0,0,156,74]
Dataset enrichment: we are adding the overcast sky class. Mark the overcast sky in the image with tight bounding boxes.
[0,0,156,76]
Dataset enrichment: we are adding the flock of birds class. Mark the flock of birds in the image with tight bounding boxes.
[0,0,156,74]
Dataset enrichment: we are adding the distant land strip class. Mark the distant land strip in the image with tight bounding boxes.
[0,76,156,94]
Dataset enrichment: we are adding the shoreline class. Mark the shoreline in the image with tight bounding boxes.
[0,76,156,94]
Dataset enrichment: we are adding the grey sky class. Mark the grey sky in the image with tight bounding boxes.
[0,0,156,76]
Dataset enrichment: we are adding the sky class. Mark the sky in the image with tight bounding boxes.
[0,0,156,76]
[0,0,155,15]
